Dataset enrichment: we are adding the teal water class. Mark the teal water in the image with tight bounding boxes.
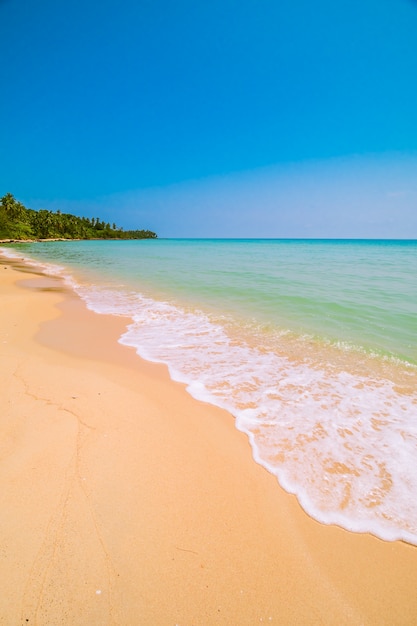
[2,239,417,543]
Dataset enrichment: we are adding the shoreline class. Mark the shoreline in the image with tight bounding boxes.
[1,256,417,624]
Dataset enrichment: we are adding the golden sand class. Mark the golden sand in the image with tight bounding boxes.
[1,258,417,625]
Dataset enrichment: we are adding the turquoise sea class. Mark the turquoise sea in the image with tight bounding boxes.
[2,239,417,544]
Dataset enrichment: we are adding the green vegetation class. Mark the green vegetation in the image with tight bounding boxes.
[0,193,157,241]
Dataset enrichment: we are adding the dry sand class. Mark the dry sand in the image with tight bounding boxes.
[1,257,417,625]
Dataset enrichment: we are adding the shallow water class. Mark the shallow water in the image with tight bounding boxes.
[3,239,417,544]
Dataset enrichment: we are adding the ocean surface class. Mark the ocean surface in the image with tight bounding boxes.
[2,239,417,544]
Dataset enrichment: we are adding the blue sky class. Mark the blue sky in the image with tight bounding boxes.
[1,0,416,237]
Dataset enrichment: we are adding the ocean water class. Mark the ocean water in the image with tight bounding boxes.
[2,239,417,544]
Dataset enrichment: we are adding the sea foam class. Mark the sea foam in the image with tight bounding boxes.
[76,282,417,545]
[3,244,417,545]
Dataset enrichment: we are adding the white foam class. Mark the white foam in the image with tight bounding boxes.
[76,283,417,545]
[3,246,417,544]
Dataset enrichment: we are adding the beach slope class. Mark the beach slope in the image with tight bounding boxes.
[1,260,417,625]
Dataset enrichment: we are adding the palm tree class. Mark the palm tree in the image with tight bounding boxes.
[1,193,25,221]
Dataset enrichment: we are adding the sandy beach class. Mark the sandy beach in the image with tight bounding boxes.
[1,257,417,626]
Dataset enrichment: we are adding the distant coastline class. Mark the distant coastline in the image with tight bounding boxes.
[0,237,154,244]
[0,193,157,241]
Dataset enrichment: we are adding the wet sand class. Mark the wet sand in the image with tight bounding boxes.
[1,257,417,625]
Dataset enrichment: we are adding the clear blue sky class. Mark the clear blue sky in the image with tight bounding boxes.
[1,0,416,237]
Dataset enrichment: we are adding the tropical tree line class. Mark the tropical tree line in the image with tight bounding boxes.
[0,193,157,240]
